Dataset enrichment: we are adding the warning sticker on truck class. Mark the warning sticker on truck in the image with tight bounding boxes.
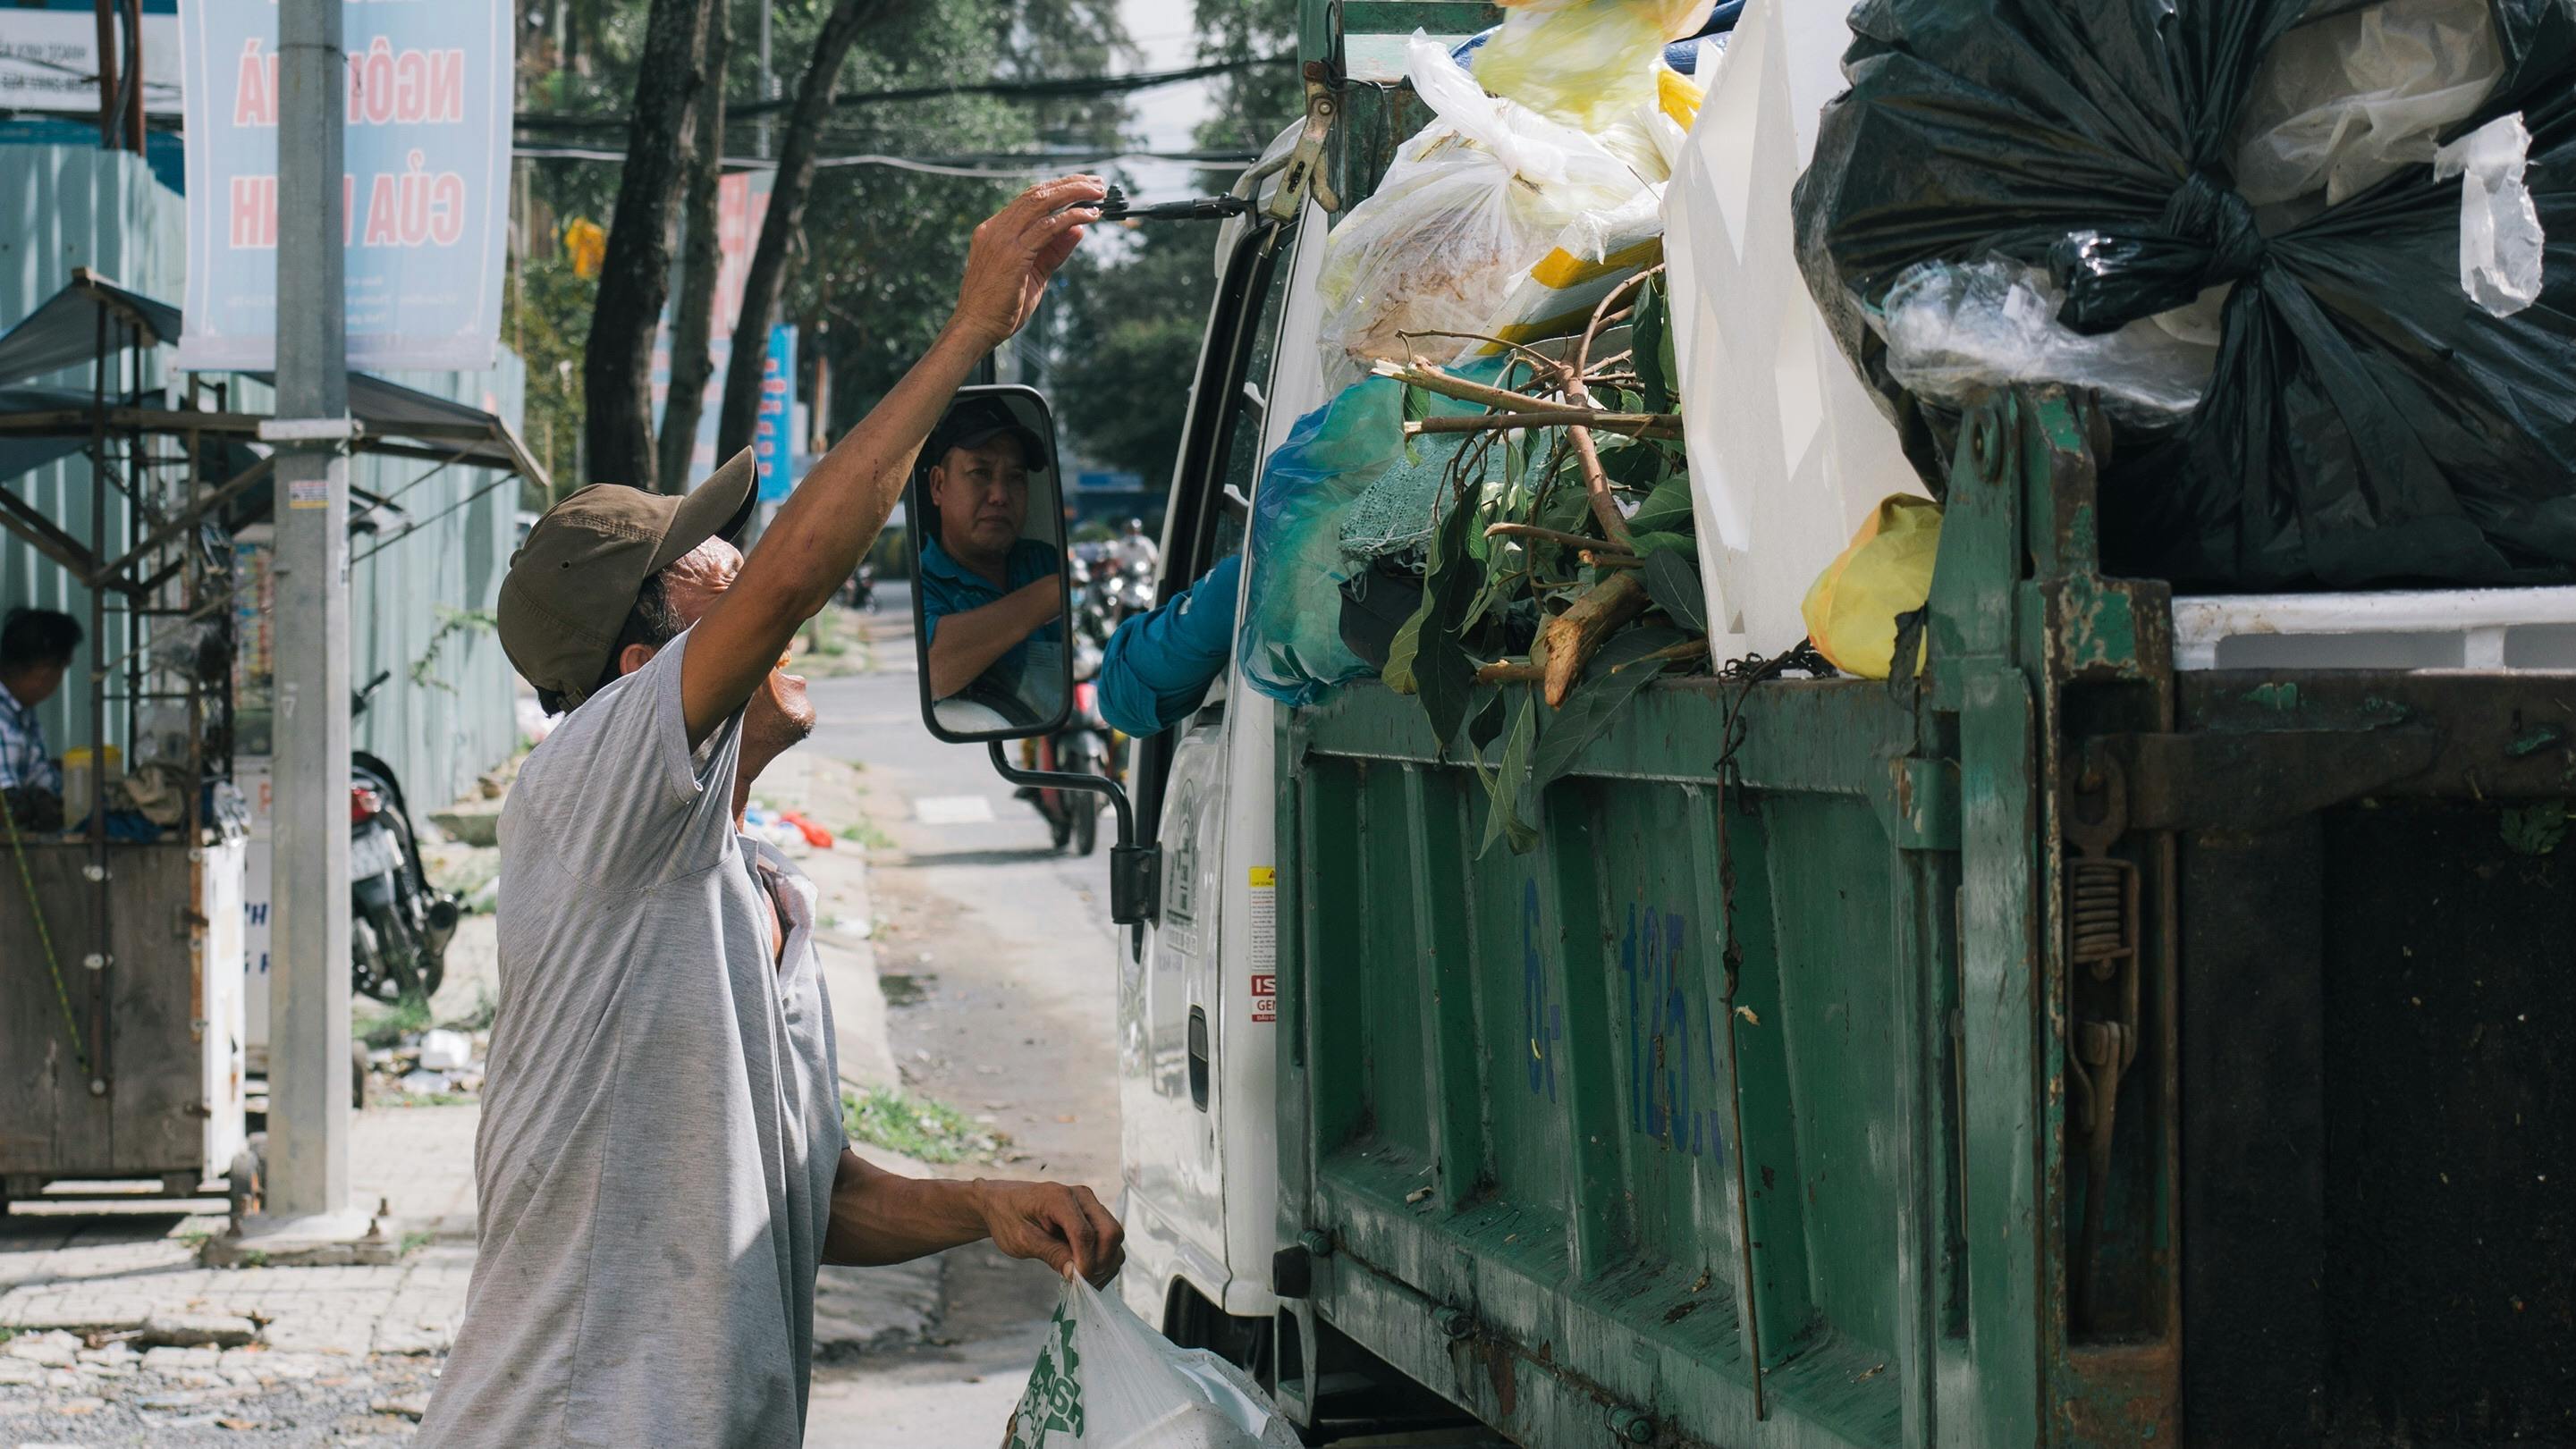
[1248,866,1276,1022]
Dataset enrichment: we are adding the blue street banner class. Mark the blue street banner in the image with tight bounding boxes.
[754,324,798,501]
[176,0,512,371]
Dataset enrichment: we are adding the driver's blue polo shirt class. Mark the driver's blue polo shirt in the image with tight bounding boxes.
[918,536,1064,686]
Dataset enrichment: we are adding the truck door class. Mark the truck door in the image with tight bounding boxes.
[1116,192,1316,1330]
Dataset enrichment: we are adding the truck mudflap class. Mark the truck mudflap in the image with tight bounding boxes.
[1271,385,2576,1447]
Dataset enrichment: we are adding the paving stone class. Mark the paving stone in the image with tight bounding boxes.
[0,1360,42,1386]
[2,1334,77,1368]
[139,1345,220,1371]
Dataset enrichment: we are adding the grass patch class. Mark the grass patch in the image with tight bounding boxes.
[179,1227,214,1251]
[398,1228,434,1258]
[838,819,896,850]
[387,1090,475,1108]
[841,1085,1007,1165]
[356,993,432,1050]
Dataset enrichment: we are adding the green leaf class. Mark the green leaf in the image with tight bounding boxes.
[1401,383,1429,466]
[1479,690,1541,858]
[1381,600,1429,695]
[1529,646,1673,793]
[1633,276,1670,415]
[1467,693,1507,753]
[1627,529,1694,558]
[1600,438,1675,493]
[1535,480,1593,537]
[1629,474,1693,535]
[1642,548,1707,635]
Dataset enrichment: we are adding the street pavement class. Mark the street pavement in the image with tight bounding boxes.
[801,583,1127,1447]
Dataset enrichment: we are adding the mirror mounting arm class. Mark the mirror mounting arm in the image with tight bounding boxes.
[984,742,1157,924]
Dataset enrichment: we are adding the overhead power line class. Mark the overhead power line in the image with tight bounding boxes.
[513,57,1295,134]
[511,144,1263,177]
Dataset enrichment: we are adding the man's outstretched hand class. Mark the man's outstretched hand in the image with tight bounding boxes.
[980,1179,1125,1288]
[950,175,1107,351]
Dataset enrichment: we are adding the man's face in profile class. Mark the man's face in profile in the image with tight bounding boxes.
[931,435,1031,560]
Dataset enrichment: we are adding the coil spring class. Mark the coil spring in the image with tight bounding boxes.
[2070,856,2134,978]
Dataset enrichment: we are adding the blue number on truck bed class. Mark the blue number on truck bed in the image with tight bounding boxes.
[1523,879,1562,1103]
[1624,902,1726,1162]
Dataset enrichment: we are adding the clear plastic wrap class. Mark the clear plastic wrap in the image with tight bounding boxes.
[2234,0,2502,211]
[1875,258,2218,422]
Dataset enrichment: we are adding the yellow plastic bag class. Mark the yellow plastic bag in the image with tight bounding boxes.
[1475,0,1717,132]
[1802,495,1941,679]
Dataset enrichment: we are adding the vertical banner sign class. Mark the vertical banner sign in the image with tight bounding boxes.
[176,0,511,371]
[754,324,798,501]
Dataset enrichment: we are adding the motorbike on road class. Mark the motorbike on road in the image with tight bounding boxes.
[349,670,460,1003]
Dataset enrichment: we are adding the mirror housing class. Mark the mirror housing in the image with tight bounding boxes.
[908,384,1076,745]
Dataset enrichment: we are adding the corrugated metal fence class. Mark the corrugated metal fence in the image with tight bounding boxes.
[0,144,526,815]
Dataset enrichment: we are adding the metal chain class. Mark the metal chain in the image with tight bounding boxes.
[0,786,89,1075]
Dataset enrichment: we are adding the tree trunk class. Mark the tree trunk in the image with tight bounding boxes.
[655,0,731,493]
[580,0,716,493]
[715,0,891,463]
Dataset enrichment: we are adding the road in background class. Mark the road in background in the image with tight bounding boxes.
[803,583,1124,1446]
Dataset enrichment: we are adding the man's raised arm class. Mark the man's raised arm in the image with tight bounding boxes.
[677,175,1106,746]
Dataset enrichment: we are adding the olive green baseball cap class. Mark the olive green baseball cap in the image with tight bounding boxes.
[498,449,756,707]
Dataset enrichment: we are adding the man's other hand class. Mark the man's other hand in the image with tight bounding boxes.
[951,176,1107,350]
[979,1180,1125,1287]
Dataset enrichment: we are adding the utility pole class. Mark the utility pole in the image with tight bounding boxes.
[257,0,359,1240]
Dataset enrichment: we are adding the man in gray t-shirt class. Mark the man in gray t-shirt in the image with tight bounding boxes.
[418,176,1120,1449]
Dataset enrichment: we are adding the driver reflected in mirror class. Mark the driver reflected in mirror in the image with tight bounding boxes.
[918,398,1067,729]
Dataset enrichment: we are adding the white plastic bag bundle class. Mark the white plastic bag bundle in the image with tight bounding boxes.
[1314,34,1645,383]
[1001,1276,1300,1449]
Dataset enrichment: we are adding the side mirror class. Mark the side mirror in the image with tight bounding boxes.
[909,385,1074,744]
[907,384,1160,928]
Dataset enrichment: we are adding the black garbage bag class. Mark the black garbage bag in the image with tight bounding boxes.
[1792,0,2576,590]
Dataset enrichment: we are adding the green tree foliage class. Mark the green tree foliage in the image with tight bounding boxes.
[1047,0,1300,485]
[501,256,596,508]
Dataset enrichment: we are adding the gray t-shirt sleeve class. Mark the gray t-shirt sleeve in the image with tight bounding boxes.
[519,626,744,889]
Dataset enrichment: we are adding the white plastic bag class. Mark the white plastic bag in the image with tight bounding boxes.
[1001,1275,1300,1449]
[1314,34,1645,383]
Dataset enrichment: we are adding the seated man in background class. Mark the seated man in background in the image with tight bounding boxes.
[0,607,82,812]
[917,398,1064,712]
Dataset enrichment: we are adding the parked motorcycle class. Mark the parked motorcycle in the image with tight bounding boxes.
[1018,636,1120,856]
[349,670,460,1003]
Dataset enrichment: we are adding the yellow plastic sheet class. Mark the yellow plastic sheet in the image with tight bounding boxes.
[1802,494,1941,679]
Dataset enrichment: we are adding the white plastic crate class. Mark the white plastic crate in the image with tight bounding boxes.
[2171,587,2576,671]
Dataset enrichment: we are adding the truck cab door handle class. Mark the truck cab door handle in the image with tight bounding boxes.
[1187,1007,1211,1111]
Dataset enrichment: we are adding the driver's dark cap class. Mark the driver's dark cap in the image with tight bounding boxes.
[497,449,756,709]
[928,397,1046,469]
